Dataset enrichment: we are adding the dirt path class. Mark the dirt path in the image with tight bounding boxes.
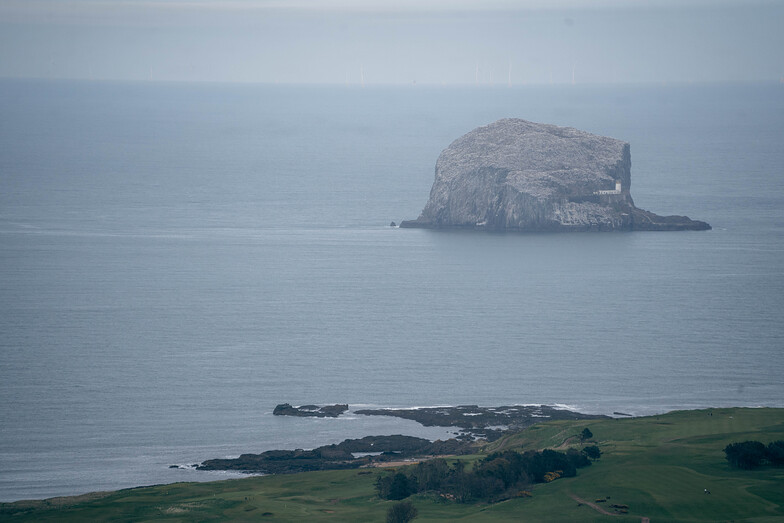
[370,460,423,468]
[367,454,456,468]
[568,493,618,516]
[568,493,649,521]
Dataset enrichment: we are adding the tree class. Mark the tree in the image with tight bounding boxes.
[411,459,449,492]
[376,475,391,499]
[376,472,415,500]
[389,473,413,500]
[766,441,784,466]
[379,448,591,505]
[580,428,593,442]
[582,445,601,460]
[724,441,767,469]
[386,501,418,523]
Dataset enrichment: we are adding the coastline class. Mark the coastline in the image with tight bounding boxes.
[2,407,782,522]
[2,402,781,504]
[1,80,782,511]
[0,404,776,504]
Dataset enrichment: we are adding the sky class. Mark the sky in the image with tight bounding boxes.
[0,0,782,84]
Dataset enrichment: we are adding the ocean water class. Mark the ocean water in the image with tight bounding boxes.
[0,79,782,502]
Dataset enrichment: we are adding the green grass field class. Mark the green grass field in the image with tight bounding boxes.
[2,408,782,522]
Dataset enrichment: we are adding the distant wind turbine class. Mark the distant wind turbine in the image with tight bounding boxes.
[572,64,575,85]
[361,66,365,88]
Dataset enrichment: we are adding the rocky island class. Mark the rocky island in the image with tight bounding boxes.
[272,403,349,418]
[400,119,710,232]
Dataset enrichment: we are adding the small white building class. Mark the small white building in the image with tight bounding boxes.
[595,180,622,195]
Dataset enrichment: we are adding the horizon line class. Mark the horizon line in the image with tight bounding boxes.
[1,75,781,88]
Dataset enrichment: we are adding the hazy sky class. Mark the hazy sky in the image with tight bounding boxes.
[1,0,782,84]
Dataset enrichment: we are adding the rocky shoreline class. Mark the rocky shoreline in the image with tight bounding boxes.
[354,405,608,440]
[197,435,473,474]
[196,404,609,474]
[273,403,607,440]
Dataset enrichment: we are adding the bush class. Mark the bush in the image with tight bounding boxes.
[387,500,418,523]
[580,428,593,442]
[582,445,602,460]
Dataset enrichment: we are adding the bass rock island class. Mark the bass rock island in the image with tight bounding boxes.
[400,119,710,232]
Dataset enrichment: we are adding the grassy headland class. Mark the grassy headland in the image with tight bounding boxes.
[2,407,782,522]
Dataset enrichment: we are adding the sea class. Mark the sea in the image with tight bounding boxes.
[0,79,782,502]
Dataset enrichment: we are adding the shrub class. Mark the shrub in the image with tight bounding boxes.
[582,445,602,460]
[386,501,418,523]
[543,471,561,482]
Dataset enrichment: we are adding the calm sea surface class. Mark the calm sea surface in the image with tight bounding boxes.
[0,80,782,501]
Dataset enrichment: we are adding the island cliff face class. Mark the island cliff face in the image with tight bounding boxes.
[400,119,710,232]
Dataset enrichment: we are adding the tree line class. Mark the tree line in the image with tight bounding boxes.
[376,445,601,504]
[724,440,784,470]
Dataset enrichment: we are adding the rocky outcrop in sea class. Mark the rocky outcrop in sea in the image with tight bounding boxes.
[272,403,349,418]
[400,119,710,232]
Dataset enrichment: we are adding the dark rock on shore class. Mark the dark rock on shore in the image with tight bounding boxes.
[199,404,609,473]
[355,405,608,440]
[197,435,474,474]
[273,403,349,418]
[400,119,710,232]
[270,402,607,441]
